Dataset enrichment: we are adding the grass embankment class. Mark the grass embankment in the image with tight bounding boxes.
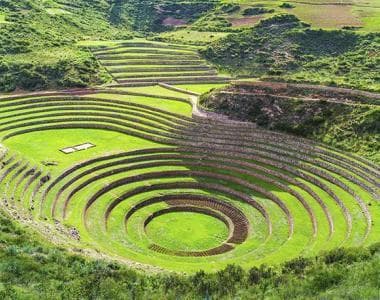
[1,209,380,299]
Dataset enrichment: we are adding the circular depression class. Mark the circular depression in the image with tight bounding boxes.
[144,207,230,253]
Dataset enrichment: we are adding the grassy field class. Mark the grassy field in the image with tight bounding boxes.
[145,211,229,251]
[220,0,380,31]
[174,83,229,94]
[46,8,71,15]
[3,129,160,172]
[156,30,229,45]
[0,13,8,24]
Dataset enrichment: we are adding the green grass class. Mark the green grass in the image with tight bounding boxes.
[112,71,216,79]
[46,8,71,15]
[0,13,8,24]
[89,93,193,116]
[1,209,379,299]
[222,0,380,31]
[354,7,380,32]
[2,129,161,173]
[115,86,192,99]
[175,83,229,94]
[156,30,229,45]
[145,211,229,251]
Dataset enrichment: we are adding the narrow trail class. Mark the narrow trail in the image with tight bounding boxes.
[218,91,380,107]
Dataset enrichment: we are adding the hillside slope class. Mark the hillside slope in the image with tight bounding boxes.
[201,15,380,91]
[0,0,132,92]
[1,199,380,299]
[201,81,380,162]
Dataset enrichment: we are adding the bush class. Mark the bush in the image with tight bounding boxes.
[322,247,371,265]
[282,257,313,275]
[219,4,240,14]
[310,268,344,292]
[280,2,295,8]
[243,7,275,16]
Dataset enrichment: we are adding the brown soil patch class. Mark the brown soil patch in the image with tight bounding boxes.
[162,17,187,27]
[227,16,263,27]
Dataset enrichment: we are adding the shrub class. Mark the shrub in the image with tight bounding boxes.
[310,268,344,292]
[219,3,240,14]
[280,3,295,8]
[243,7,275,16]
[322,247,371,265]
[282,257,313,275]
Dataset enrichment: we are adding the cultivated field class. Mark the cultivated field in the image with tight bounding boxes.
[221,0,380,31]
[90,40,232,87]
[0,40,379,273]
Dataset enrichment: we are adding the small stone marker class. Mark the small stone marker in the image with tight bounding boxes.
[60,143,95,154]
[61,147,76,154]
[74,143,94,151]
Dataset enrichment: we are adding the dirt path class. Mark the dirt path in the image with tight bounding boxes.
[219,91,379,107]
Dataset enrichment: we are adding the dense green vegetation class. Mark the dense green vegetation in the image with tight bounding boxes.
[1,0,379,92]
[202,14,380,91]
[201,82,380,162]
[0,48,109,92]
[0,0,130,91]
[1,210,379,299]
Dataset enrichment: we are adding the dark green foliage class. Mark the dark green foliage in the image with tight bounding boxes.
[0,0,131,91]
[218,3,240,14]
[119,0,217,32]
[0,49,110,92]
[109,0,128,25]
[242,7,274,16]
[121,0,163,32]
[200,86,380,161]
[279,2,295,9]
[310,268,344,292]
[282,257,313,275]
[290,28,359,56]
[0,0,132,55]
[160,1,217,21]
[191,14,234,32]
[1,209,379,299]
[201,14,380,91]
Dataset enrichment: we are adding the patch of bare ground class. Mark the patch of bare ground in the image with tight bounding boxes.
[228,81,380,105]
[227,16,263,27]
[162,17,187,27]
[293,4,362,28]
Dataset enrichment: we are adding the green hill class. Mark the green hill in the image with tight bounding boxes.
[201,14,380,91]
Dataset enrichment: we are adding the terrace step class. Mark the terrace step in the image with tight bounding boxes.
[110,78,232,87]
[91,42,196,53]
[117,76,232,84]
[109,65,212,73]
[96,55,201,61]
[114,71,218,79]
[101,60,206,66]
[94,48,196,56]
